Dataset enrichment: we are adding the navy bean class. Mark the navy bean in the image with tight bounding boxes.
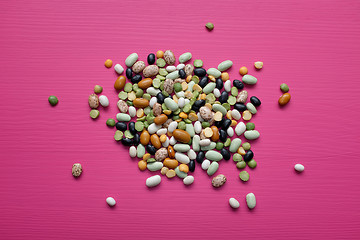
[126,68,133,79]
[196,151,205,163]
[189,160,195,172]
[219,129,227,142]
[146,144,157,155]
[116,122,127,131]
[218,91,229,104]
[121,138,133,146]
[147,53,156,65]
[220,148,231,160]
[233,79,244,89]
[131,74,142,83]
[179,69,186,79]
[234,103,247,112]
[156,92,165,104]
[244,150,254,162]
[222,119,232,130]
[194,68,206,77]
[198,76,209,88]
[216,78,223,90]
[250,96,261,107]
[129,122,136,135]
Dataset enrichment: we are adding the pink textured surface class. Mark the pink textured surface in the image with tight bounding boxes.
[1,0,360,239]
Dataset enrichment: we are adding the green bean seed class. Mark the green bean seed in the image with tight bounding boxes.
[156,58,166,67]
[178,121,186,130]
[205,22,214,31]
[247,159,257,169]
[106,118,116,127]
[152,78,161,88]
[137,116,146,122]
[231,87,238,97]
[135,89,144,98]
[124,130,134,139]
[132,84,139,91]
[159,68,168,76]
[233,153,243,162]
[227,96,236,105]
[194,59,203,68]
[246,122,255,130]
[202,121,210,128]
[224,138,231,147]
[114,131,123,141]
[118,91,127,100]
[147,158,156,163]
[242,142,251,151]
[94,85,103,94]
[239,171,250,181]
[236,161,247,169]
[192,75,199,84]
[124,83,132,92]
[280,83,289,93]
[222,103,231,111]
[143,93,151,101]
[144,121,149,129]
[135,121,144,131]
[89,109,99,119]
[126,100,133,106]
[216,142,224,150]
[174,83,182,92]
[48,95,58,106]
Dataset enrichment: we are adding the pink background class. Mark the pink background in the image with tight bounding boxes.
[1,0,360,239]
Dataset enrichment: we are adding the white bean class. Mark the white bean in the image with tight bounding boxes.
[114,64,124,74]
[224,80,231,92]
[175,91,185,98]
[199,139,211,146]
[227,127,234,137]
[148,123,161,134]
[146,175,161,187]
[169,136,177,145]
[106,197,116,207]
[235,122,246,136]
[294,164,305,172]
[168,121,178,133]
[229,198,240,209]
[99,95,109,107]
[178,97,185,108]
[201,159,211,170]
[156,128,167,136]
[177,63,185,70]
[166,65,176,72]
[187,149,196,160]
[194,121,202,134]
[129,146,137,158]
[213,88,221,98]
[162,137,170,147]
[183,176,194,185]
[128,106,136,117]
[231,109,241,120]
[149,97,157,108]
[147,87,160,96]
[175,152,190,164]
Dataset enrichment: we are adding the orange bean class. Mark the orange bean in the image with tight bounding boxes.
[156,50,164,58]
[278,93,291,106]
[138,78,153,89]
[163,158,179,169]
[150,134,161,149]
[138,160,147,171]
[154,114,168,125]
[168,146,175,159]
[133,98,149,108]
[211,126,219,141]
[172,129,191,143]
[114,76,126,90]
[179,164,189,173]
[104,59,113,68]
[140,130,150,145]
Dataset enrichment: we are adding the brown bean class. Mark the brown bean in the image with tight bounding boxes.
[278,93,291,106]
[163,158,179,169]
[153,103,162,116]
[154,114,168,125]
[140,130,150,145]
[151,134,161,149]
[143,65,159,78]
[155,148,168,161]
[133,98,149,108]
[88,94,99,109]
[132,61,146,73]
[211,126,219,141]
[114,76,126,90]
[138,78,153,89]
[168,146,175,159]
[172,129,191,143]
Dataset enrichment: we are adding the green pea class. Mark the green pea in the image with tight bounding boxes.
[236,161,247,169]
[242,142,251,151]
[202,121,210,128]
[114,130,123,141]
[135,89,144,98]
[124,83,132,92]
[222,103,231,110]
[227,96,236,105]
[156,58,166,67]
[159,68,168,76]
[94,85,103,94]
[146,115,154,124]
[118,91,127,100]
[216,142,224,150]
[246,122,255,130]
[205,93,216,104]
[173,115,180,120]
[173,108,181,115]
[89,109,99,119]
[233,153,243,162]
[162,90,169,97]
[106,118,116,127]
[183,104,191,113]
[194,59,203,68]
[280,83,289,93]
[224,138,231,147]
[178,121,186,130]
[174,82,182,92]
[152,78,161,88]
[231,87,238,97]
[135,121,144,131]
[160,81,165,91]
[132,84,139,91]
[144,107,151,115]
[192,75,199,84]
[137,116,146,122]
[124,130,134,139]
[184,119,192,124]
[144,121,149,129]
[142,93,151,101]
[157,75,165,81]
[126,100,133,106]
[205,22,214,31]
[247,159,257,169]
[239,171,250,181]
[147,158,156,163]
[48,95,58,106]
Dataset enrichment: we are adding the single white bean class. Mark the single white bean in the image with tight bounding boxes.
[149,97,157,108]
[177,63,185,70]
[146,175,161,187]
[156,128,167,136]
[129,146,137,158]
[235,122,246,136]
[166,65,176,72]
[183,176,194,185]
[184,99,190,105]
[194,121,202,134]
[175,91,185,98]
[231,109,241,120]
[178,97,185,108]
[106,197,116,207]
[213,88,221,98]
[187,149,196,160]
[224,80,231,92]
[201,159,211,170]
[148,123,161,134]
[229,198,240,209]
[294,164,305,172]
[114,64,124,74]
[199,139,211,146]
[99,95,109,107]
[128,106,136,117]
[169,136,177,145]
[227,127,234,137]
[175,152,190,164]
[168,121,178,133]
[162,137,170,147]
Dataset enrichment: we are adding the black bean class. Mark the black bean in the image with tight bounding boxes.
[196,151,205,163]
[222,119,232,130]
[179,69,186,79]
[147,53,155,65]
[194,99,206,108]
[129,122,136,134]
[220,148,231,160]
[244,150,254,162]
[250,96,261,107]
[156,92,165,104]
[194,68,206,77]
[133,133,140,145]
[198,76,208,88]
[146,144,157,155]
[218,91,229,104]
[191,105,200,112]
[215,118,224,128]
[233,79,244,89]
[234,103,247,112]
[219,129,227,142]
[116,122,127,131]
[216,78,223,90]
[121,138,133,146]
[126,68,133,79]
[131,74,142,83]
[189,160,195,172]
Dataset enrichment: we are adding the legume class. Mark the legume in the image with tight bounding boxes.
[239,171,250,182]
[280,83,289,93]
[48,95,58,106]
[205,22,214,31]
